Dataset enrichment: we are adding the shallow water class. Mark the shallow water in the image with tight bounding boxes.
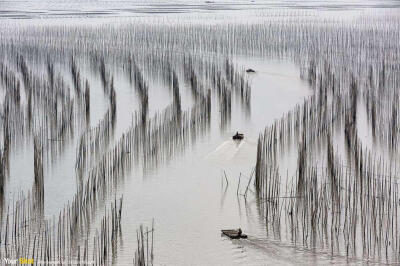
[83,58,310,265]
[1,1,399,265]
[106,57,309,265]
[2,53,311,264]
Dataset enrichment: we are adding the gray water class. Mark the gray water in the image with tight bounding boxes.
[0,1,398,265]
[5,55,312,265]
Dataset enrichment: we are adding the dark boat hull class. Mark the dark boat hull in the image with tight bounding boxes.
[232,134,244,140]
[221,230,248,239]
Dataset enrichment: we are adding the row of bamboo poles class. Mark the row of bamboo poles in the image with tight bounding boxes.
[255,54,400,263]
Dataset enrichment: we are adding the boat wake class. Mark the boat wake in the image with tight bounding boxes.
[205,139,256,163]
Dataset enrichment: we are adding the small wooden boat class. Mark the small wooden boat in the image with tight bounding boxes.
[221,229,248,239]
[246,68,256,73]
[232,132,244,140]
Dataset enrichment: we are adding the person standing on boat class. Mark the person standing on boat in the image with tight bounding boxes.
[238,228,242,237]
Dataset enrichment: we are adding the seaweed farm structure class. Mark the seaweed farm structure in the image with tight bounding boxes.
[0,7,399,265]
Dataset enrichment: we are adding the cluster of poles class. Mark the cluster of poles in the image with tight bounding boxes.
[255,50,400,262]
[0,15,254,265]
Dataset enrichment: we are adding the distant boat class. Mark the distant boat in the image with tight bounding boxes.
[221,229,247,239]
[232,132,244,140]
[246,68,256,73]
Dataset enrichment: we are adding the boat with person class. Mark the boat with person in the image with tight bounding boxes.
[232,132,244,140]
